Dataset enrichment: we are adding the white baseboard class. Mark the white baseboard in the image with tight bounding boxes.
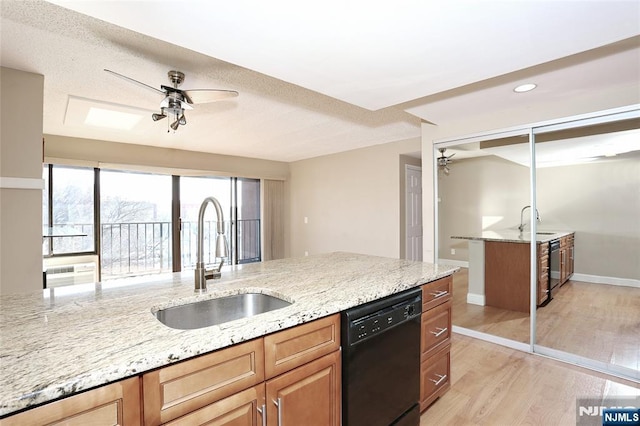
[437,258,469,268]
[452,326,531,353]
[466,293,485,305]
[572,273,640,289]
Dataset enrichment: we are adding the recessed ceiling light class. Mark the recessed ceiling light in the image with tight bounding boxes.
[514,83,537,93]
[84,107,143,130]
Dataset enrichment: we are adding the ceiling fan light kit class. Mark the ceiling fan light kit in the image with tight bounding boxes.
[437,147,455,175]
[104,69,238,132]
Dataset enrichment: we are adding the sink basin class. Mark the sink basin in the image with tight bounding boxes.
[154,292,292,330]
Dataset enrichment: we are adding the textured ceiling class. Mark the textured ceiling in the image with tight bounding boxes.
[1,0,639,162]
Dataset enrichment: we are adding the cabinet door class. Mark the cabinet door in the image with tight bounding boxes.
[143,338,264,425]
[0,377,140,426]
[265,350,341,426]
[164,384,265,426]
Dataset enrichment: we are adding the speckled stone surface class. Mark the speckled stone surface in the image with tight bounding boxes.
[0,252,458,417]
[451,230,573,243]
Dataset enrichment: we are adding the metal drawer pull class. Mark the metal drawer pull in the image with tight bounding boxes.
[273,397,282,426]
[429,290,448,298]
[429,373,448,386]
[430,327,448,337]
[257,404,267,426]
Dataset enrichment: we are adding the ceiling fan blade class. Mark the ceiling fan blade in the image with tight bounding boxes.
[104,69,165,96]
[447,153,456,159]
[183,89,239,104]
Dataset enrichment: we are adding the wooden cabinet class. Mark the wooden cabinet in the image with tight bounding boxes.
[265,350,341,426]
[559,233,575,286]
[0,377,141,426]
[163,384,265,426]
[142,338,265,425]
[420,276,452,412]
[142,314,341,425]
[537,242,550,305]
[485,241,551,312]
[264,314,340,380]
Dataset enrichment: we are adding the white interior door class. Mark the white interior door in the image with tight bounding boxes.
[405,165,423,261]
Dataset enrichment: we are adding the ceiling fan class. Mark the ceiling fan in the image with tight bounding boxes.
[437,148,455,175]
[104,69,238,131]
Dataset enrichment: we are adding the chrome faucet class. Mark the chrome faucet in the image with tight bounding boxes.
[194,196,229,293]
[518,205,541,232]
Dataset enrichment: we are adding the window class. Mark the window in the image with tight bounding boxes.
[42,164,261,283]
[42,165,95,256]
[100,170,172,279]
[180,177,232,269]
[235,178,261,264]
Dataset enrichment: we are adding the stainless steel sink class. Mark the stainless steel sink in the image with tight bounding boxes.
[154,292,292,330]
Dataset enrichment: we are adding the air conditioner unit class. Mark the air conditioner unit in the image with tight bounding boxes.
[45,262,97,288]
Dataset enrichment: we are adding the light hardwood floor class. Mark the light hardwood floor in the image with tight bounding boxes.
[420,334,640,425]
[451,268,640,370]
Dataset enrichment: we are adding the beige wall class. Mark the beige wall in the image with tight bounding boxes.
[44,135,289,180]
[437,154,640,280]
[438,156,529,260]
[0,67,44,295]
[288,138,420,259]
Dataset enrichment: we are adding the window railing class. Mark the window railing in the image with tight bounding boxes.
[43,220,261,280]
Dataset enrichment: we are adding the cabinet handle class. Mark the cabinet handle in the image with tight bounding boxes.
[429,290,448,298]
[273,397,283,426]
[430,327,448,337]
[257,404,266,426]
[429,373,447,386]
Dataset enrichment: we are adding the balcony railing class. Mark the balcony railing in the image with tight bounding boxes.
[45,220,261,280]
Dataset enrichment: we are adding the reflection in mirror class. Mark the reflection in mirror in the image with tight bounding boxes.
[437,134,533,345]
[533,117,640,374]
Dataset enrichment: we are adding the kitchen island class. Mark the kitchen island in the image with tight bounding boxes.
[0,252,458,420]
[452,230,574,312]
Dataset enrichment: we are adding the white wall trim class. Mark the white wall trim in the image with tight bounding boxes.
[534,345,640,382]
[453,326,531,353]
[437,258,468,268]
[466,293,486,306]
[0,177,44,190]
[571,273,640,289]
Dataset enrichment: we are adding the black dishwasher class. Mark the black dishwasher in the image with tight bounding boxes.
[342,287,422,426]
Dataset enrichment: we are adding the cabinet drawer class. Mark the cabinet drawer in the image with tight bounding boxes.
[538,243,549,256]
[420,344,451,412]
[142,338,264,425]
[264,314,340,380]
[422,275,452,311]
[421,300,451,360]
[164,384,265,426]
[0,377,141,426]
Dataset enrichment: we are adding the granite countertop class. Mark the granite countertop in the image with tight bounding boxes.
[0,252,458,417]
[451,229,574,243]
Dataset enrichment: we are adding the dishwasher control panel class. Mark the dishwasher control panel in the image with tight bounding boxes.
[347,293,422,345]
